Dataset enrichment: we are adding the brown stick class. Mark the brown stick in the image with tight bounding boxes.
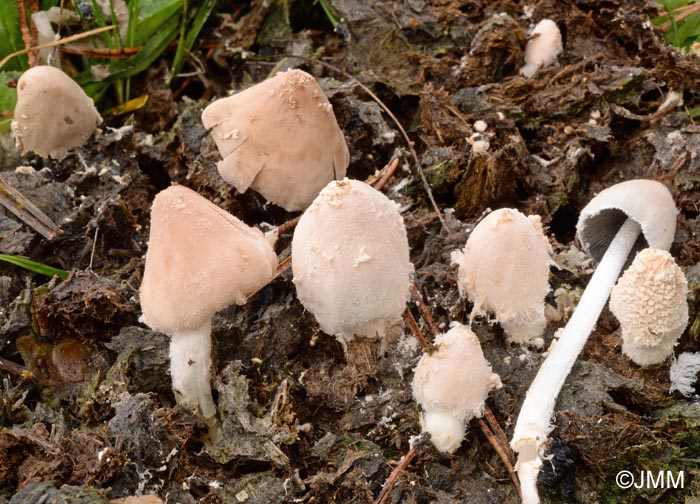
[0,356,28,377]
[372,157,400,191]
[403,309,429,349]
[0,174,62,240]
[476,417,522,500]
[373,432,429,504]
[276,215,301,235]
[409,283,439,339]
[484,406,514,466]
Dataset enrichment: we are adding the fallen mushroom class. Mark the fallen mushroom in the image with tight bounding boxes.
[520,19,563,78]
[11,65,102,160]
[201,68,349,211]
[291,178,412,340]
[139,185,277,425]
[511,179,677,504]
[451,208,552,344]
[610,248,688,366]
[411,322,501,453]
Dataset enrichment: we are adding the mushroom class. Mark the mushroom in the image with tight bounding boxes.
[451,208,552,344]
[411,323,501,453]
[511,179,677,504]
[139,185,277,423]
[610,248,688,366]
[201,69,349,212]
[11,65,102,160]
[520,19,563,78]
[291,178,412,340]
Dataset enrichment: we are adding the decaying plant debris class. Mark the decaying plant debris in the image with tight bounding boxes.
[2,0,700,502]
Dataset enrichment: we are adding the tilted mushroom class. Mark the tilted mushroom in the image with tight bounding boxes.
[520,19,563,78]
[201,69,349,211]
[139,185,277,424]
[511,179,677,504]
[451,208,552,343]
[291,178,412,340]
[11,65,102,160]
[610,248,688,366]
[411,323,501,453]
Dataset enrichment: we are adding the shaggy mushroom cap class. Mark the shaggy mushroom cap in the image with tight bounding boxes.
[520,19,563,78]
[140,185,278,334]
[411,323,501,453]
[291,178,412,339]
[451,208,552,343]
[11,65,102,160]
[201,69,349,211]
[609,248,688,366]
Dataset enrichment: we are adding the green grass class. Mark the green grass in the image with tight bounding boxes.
[0,254,68,279]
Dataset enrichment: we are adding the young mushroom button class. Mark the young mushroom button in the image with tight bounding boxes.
[520,19,563,78]
[291,178,412,341]
[411,323,501,453]
[451,208,552,344]
[11,65,102,160]
[139,185,277,424]
[511,179,677,504]
[610,248,688,367]
[201,69,350,212]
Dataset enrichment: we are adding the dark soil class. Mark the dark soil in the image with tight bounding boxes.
[2,0,700,503]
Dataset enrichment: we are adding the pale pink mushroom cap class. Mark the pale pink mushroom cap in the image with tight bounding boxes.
[451,208,552,343]
[291,178,412,339]
[139,185,278,334]
[11,65,102,160]
[411,323,501,453]
[610,248,688,366]
[201,69,349,212]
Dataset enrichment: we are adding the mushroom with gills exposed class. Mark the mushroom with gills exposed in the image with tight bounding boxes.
[139,185,277,439]
[511,179,677,504]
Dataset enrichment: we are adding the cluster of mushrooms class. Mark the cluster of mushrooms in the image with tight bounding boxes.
[11,63,691,504]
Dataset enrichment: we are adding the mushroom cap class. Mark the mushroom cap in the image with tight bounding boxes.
[11,65,102,160]
[609,248,688,366]
[201,69,349,212]
[139,185,278,334]
[451,208,552,343]
[291,178,412,338]
[576,179,677,263]
[412,323,500,431]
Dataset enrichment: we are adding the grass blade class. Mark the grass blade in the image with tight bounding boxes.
[170,0,216,80]
[0,254,68,280]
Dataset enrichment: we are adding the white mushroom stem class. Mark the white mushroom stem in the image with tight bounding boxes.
[511,218,641,504]
[169,320,217,420]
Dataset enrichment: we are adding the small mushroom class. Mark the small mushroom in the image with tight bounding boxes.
[11,65,102,160]
[451,208,552,343]
[411,323,501,453]
[511,179,677,504]
[610,248,688,366]
[201,69,349,211]
[291,178,412,340]
[139,185,277,424]
[520,19,563,78]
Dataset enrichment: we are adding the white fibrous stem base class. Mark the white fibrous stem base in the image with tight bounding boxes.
[421,410,467,454]
[169,320,217,420]
[501,309,546,344]
[511,218,641,504]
